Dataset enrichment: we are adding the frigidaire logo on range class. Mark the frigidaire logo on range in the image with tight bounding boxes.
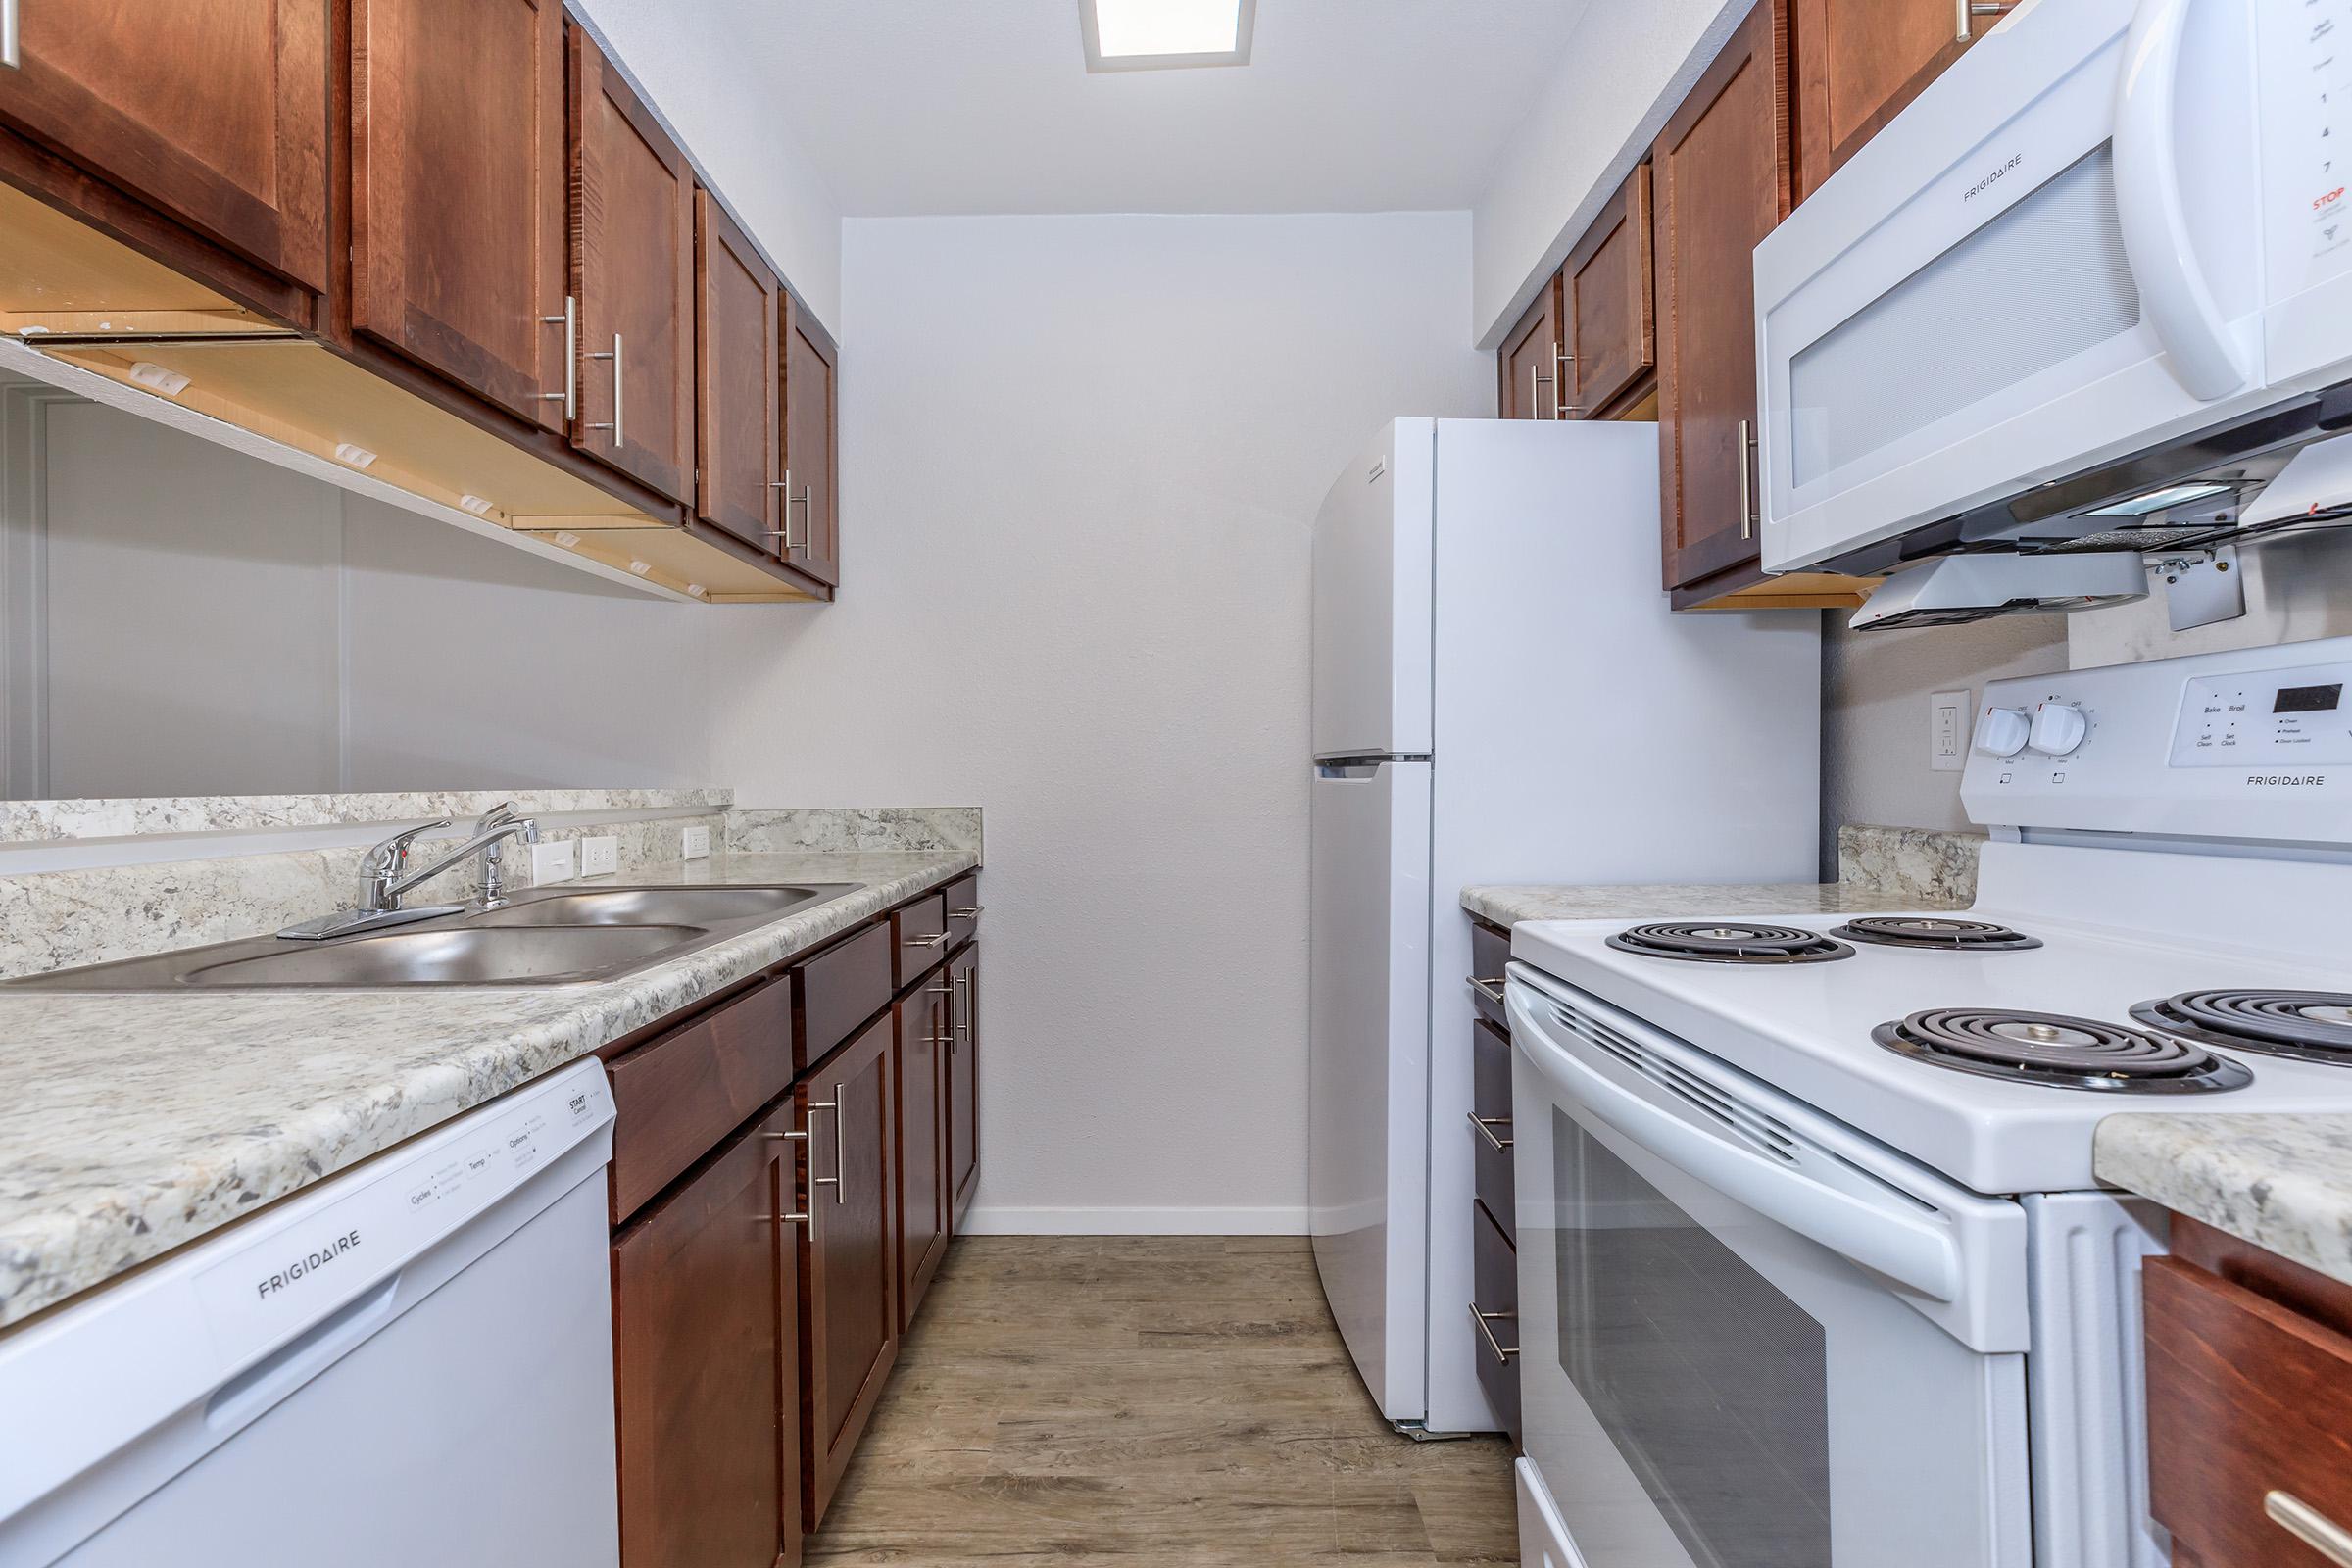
[254,1228,362,1300]
[2246,774,2328,787]
[1964,153,2024,201]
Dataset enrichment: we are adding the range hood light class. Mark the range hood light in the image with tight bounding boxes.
[627,560,653,578]
[553,531,582,549]
[457,494,495,516]
[2086,481,2235,518]
[127,362,189,397]
[332,442,377,470]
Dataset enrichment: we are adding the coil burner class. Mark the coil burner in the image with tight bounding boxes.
[1607,921,1854,965]
[1830,916,2042,952]
[1872,1007,2253,1094]
[2131,991,2352,1067]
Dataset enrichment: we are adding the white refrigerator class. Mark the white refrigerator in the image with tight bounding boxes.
[1308,417,1823,1433]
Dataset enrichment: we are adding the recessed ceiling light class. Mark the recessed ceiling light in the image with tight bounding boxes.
[1081,0,1254,72]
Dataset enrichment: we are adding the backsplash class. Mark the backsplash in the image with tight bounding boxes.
[727,807,983,856]
[0,789,731,845]
[1836,822,1983,906]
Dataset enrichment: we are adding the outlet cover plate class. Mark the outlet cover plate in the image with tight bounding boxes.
[579,835,619,877]
[682,825,711,860]
[1931,689,1970,772]
[530,839,577,886]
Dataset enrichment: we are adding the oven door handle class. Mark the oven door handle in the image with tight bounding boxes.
[1509,989,1964,1304]
[2113,0,2251,402]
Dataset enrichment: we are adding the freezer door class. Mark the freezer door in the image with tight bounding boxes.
[1308,757,1433,1422]
[1312,419,1433,760]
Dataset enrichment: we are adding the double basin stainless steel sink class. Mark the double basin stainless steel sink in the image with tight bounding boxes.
[7,883,861,991]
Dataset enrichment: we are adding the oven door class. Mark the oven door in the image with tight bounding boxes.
[1506,966,2032,1568]
[1756,0,2265,573]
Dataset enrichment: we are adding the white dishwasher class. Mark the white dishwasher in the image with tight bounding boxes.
[0,1057,620,1568]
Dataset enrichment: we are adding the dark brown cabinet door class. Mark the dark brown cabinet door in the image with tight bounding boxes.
[780,297,840,586]
[0,0,329,293]
[799,1012,896,1531]
[1562,163,1656,419]
[949,945,980,1223]
[1496,276,1563,420]
[894,981,951,1331]
[351,0,566,427]
[695,188,780,554]
[1792,0,1992,203]
[612,1101,802,1568]
[1653,0,1792,593]
[569,25,696,503]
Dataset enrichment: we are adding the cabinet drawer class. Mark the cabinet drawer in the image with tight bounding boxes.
[1470,919,1511,1028]
[943,872,982,951]
[2145,1254,2352,1567]
[1472,1201,1521,1446]
[892,891,949,990]
[607,973,795,1224]
[797,922,892,1072]
[1472,1018,1515,1244]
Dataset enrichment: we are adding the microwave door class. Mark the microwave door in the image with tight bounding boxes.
[1507,977,2032,1568]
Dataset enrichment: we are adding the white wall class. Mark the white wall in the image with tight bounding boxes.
[4,390,715,799]
[567,0,845,328]
[710,212,1492,1231]
[1470,0,1748,345]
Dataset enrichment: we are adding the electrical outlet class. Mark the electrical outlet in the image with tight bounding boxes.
[530,838,577,886]
[1931,689,1970,772]
[681,825,711,860]
[579,835,619,877]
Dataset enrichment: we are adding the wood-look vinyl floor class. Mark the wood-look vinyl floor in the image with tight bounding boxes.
[808,1236,1519,1567]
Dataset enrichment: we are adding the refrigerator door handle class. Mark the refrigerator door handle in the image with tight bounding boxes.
[1317,763,1384,780]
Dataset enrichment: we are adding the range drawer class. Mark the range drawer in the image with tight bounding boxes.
[1472,1200,1521,1446]
[1471,1017,1514,1244]
[606,972,795,1224]
[943,871,982,951]
[797,922,892,1072]
[892,889,950,990]
[2145,1253,2352,1567]
[1470,918,1510,1028]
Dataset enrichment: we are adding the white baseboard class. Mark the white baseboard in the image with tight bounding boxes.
[957,1204,1310,1236]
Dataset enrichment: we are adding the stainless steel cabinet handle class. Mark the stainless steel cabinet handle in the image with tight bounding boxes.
[904,931,952,949]
[954,968,971,1053]
[1738,417,1756,541]
[2269,1492,2352,1567]
[925,981,954,996]
[808,1093,842,1202]
[766,1128,809,1142]
[2,0,18,70]
[538,296,575,421]
[1955,0,2015,40]
[1468,1113,1514,1152]
[1530,360,1552,417]
[767,468,800,553]
[587,334,623,448]
[1468,1301,1518,1364]
[951,906,985,919]
[759,1213,810,1225]
[1467,976,1507,1006]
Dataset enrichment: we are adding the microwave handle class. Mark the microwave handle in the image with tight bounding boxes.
[2113,0,2251,402]
[1508,986,1964,1304]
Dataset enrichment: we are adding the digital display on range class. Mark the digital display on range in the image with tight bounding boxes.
[2274,683,2344,714]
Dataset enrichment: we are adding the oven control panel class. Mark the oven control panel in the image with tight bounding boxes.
[1963,638,2352,842]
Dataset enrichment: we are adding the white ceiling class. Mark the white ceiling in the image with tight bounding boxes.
[735,0,1596,217]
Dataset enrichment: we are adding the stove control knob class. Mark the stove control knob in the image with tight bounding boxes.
[2029,702,2089,757]
[1973,707,2032,759]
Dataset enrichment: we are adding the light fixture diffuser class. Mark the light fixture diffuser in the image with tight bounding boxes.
[1081,0,1254,72]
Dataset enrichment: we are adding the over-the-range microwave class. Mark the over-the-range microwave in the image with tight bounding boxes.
[1755,0,2352,588]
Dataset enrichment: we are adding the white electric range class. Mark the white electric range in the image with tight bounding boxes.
[1504,636,2352,1568]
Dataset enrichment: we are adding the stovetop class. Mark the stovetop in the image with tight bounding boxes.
[1510,898,2352,1197]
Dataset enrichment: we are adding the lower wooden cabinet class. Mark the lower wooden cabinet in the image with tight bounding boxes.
[895,974,952,1330]
[612,1097,803,1568]
[949,944,982,1224]
[799,1010,899,1531]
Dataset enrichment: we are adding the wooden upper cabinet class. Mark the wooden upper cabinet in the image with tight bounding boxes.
[799,1012,897,1532]
[1497,275,1563,421]
[568,25,696,504]
[351,0,566,428]
[695,188,781,555]
[1562,163,1656,419]
[0,0,329,295]
[1653,0,1793,595]
[781,298,841,587]
[1792,0,1996,203]
[612,1102,801,1568]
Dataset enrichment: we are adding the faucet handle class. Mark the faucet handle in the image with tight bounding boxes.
[360,818,449,910]
[474,801,519,833]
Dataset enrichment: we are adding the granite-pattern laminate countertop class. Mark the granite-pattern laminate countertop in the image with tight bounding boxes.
[2095,1114,2352,1288]
[0,849,974,1329]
